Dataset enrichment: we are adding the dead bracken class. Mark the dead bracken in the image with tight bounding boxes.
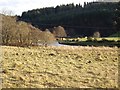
[1,46,118,88]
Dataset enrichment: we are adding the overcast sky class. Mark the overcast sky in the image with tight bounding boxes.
[0,0,119,16]
[0,0,95,16]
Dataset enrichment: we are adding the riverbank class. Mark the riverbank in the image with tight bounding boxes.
[58,37,120,47]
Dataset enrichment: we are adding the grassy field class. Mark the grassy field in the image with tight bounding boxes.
[59,37,120,41]
[59,37,120,47]
[1,45,119,88]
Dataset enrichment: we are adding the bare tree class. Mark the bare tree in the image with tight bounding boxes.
[30,27,42,45]
[0,14,2,45]
[39,29,56,45]
[93,31,101,38]
[2,15,17,45]
[52,26,67,37]
[2,15,56,46]
[0,8,14,16]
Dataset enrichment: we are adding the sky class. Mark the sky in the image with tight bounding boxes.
[0,0,119,16]
[0,0,95,16]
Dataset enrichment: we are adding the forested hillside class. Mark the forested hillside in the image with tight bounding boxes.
[19,2,119,37]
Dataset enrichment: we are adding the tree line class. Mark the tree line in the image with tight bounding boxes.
[19,1,120,37]
[1,15,60,46]
[1,13,68,46]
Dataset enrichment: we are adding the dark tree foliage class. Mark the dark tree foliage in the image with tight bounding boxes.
[19,2,119,37]
[115,2,120,31]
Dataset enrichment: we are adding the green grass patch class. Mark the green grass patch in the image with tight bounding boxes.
[110,31,120,37]
[58,37,120,47]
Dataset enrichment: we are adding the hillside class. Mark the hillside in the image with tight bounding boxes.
[19,2,119,37]
[2,46,118,88]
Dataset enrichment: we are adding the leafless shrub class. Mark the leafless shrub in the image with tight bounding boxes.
[2,15,56,46]
[52,26,67,37]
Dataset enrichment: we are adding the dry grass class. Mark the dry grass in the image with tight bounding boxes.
[1,45,119,88]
